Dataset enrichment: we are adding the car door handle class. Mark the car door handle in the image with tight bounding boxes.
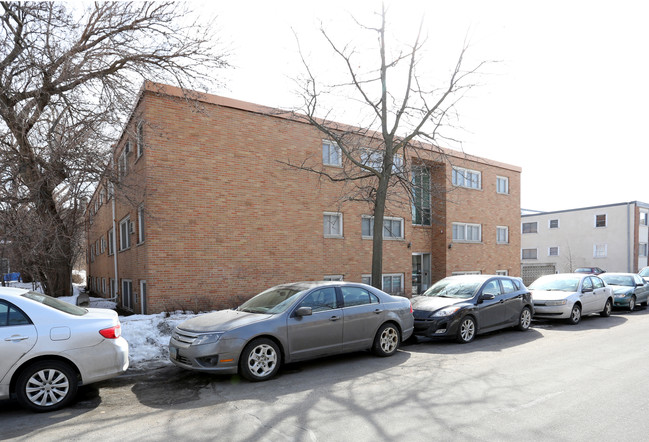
[5,335,29,342]
[374,309,382,314]
[329,316,341,321]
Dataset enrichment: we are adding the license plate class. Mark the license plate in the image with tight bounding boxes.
[169,346,178,360]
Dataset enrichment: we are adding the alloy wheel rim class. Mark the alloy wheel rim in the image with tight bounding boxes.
[521,309,532,328]
[380,327,398,353]
[247,344,277,377]
[461,319,475,341]
[26,369,70,407]
[572,307,581,322]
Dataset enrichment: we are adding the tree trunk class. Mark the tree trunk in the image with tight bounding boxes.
[371,174,391,291]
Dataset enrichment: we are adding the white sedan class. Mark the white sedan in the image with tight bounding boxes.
[529,273,614,324]
[0,287,129,412]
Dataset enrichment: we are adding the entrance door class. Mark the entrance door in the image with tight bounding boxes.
[412,254,431,294]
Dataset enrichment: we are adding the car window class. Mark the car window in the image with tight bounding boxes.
[482,280,503,296]
[500,279,517,294]
[592,277,604,289]
[298,288,337,312]
[634,275,644,285]
[341,287,373,307]
[22,291,87,316]
[0,301,31,327]
[582,278,593,291]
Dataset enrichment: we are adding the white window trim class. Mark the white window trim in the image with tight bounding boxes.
[594,213,607,228]
[452,271,482,275]
[323,212,343,238]
[323,275,343,281]
[496,270,509,276]
[640,243,648,257]
[122,279,133,310]
[452,166,482,190]
[522,221,538,234]
[361,215,404,240]
[136,121,144,158]
[137,205,145,244]
[522,248,538,260]
[496,226,509,244]
[593,244,608,258]
[322,140,342,167]
[452,222,482,243]
[641,212,649,226]
[119,216,131,251]
[496,176,509,195]
[381,273,404,293]
[548,246,560,257]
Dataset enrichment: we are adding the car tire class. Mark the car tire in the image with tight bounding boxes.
[567,303,582,325]
[16,360,78,412]
[372,322,401,357]
[628,296,636,312]
[600,299,612,317]
[516,307,533,331]
[239,338,281,382]
[456,316,476,344]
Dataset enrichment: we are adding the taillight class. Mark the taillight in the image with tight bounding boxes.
[409,301,413,314]
[99,324,121,339]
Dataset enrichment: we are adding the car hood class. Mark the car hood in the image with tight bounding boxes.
[411,295,469,312]
[531,290,575,301]
[607,285,633,295]
[177,309,273,333]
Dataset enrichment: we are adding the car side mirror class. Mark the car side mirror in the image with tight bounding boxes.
[478,293,496,303]
[582,287,593,293]
[294,306,313,317]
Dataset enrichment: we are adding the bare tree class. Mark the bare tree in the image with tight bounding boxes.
[0,2,228,296]
[292,4,484,291]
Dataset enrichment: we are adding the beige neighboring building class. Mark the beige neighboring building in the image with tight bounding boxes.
[520,201,649,285]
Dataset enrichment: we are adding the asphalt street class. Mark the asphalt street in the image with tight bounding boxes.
[2,307,649,441]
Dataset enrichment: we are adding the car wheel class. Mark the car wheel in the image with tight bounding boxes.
[516,307,533,331]
[16,360,78,412]
[628,296,636,312]
[372,322,401,357]
[456,316,476,344]
[567,304,581,325]
[600,299,612,317]
[239,338,281,382]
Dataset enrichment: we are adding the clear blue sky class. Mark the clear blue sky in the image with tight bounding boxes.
[197,0,649,212]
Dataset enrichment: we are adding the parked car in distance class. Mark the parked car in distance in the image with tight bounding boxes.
[0,288,129,412]
[600,273,649,311]
[574,267,606,275]
[169,281,414,382]
[529,273,613,324]
[411,275,534,344]
[639,266,649,283]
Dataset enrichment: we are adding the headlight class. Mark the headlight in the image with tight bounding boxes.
[193,332,224,346]
[544,300,567,306]
[431,306,462,317]
[614,293,628,298]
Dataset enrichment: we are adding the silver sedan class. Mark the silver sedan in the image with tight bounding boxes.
[0,288,129,412]
[169,281,414,381]
[530,273,614,324]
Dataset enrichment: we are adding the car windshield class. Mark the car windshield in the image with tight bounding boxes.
[574,268,591,273]
[421,279,481,299]
[529,276,580,292]
[601,275,634,287]
[238,287,304,314]
[22,291,87,316]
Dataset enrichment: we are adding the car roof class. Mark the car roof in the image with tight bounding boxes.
[0,287,30,298]
[600,272,636,277]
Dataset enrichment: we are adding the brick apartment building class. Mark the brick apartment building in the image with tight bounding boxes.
[85,81,522,314]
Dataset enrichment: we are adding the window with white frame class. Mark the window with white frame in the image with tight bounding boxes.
[496,270,509,276]
[122,279,133,310]
[549,219,559,229]
[522,248,538,260]
[102,278,106,295]
[496,226,509,244]
[322,140,342,166]
[452,271,481,275]
[119,216,131,250]
[362,275,372,285]
[140,280,147,313]
[641,212,648,226]
[452,223,481,242]
[382,274,403,294]
[452,167,481,190]
[100,237,106,254]
[118,144,129,181]
[640,243,648,257]
[522,222,538,234]
[412,166,431,226]
[323,212,343,238]
[496,176,509,194]
[595,214,607,228]
[108,228,114,255]
[136,121,144,158]
[361,216,403,239]
[548,246,559,256]
[137,205,145,244]
[593,244,607,258]
[360,149,403,172]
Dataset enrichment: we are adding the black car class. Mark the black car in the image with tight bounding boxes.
[411,275,534,343]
